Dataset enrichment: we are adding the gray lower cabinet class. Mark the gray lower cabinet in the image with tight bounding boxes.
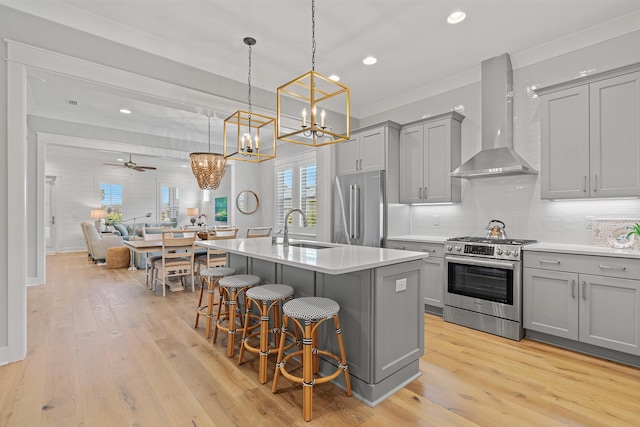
[386,240,444,312]
[524,252,640,356]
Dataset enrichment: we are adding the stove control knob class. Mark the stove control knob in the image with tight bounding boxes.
[455,245,462,252]
[446,245,452,251]
[496,248,503,255]
[513,250,520,257]
[504,249,511,256]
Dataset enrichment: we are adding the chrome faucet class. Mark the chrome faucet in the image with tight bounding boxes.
[283,208,308,247]
[271,229,283,245]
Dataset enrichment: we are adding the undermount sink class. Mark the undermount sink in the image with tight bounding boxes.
[287,242,333,250]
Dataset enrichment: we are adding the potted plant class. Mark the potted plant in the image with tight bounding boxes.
[627,223,640,250]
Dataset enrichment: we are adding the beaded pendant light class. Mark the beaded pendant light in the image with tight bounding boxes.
[190,116,227,190]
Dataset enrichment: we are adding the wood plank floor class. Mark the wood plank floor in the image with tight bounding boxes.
[1,252,639,426]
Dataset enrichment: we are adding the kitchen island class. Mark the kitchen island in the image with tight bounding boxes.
[196,238,429,406]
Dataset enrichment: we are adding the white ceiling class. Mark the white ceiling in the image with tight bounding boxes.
[8,0,640,162]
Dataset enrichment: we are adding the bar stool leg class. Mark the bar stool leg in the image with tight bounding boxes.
[227,289,238,357]
[333,316,352,397]
[194,276,206,329]
[303,321,314,422]
[272,314,288,393]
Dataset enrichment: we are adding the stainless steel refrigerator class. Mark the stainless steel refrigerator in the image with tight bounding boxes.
[333,170,386,247]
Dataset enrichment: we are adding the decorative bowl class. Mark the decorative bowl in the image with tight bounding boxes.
[607,227,636,249]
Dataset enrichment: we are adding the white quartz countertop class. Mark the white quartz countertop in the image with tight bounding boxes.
[387,235,448,244]
[524,242,640,259]
[196,238,428,275]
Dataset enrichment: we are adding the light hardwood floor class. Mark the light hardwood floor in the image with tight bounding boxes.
[1,252,639,426]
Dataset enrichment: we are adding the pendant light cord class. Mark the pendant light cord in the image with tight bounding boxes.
[247,41,252,118]
[207,115,211,153]
[311,0,316,72]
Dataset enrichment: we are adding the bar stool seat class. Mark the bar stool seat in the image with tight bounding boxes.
[239,284,299,384]
[194,267,236,338]
[272,297,352,421]
[214,274,261,357]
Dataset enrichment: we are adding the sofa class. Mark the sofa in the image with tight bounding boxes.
[80,222,124,263]
[112,222,178,240]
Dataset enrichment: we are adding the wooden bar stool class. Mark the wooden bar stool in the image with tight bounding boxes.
[238,284,299,384]
[194,267,236,338]
[213,274,261,357]
[272,297,352,421]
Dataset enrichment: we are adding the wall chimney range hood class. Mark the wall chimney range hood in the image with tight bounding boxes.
[450,53,538,179]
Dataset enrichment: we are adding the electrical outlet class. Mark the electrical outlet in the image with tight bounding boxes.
[395,278,407,292]
[433,215,440,226]
[585,216,595,229]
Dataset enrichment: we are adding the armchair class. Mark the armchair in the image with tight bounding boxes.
[80,222,124,263]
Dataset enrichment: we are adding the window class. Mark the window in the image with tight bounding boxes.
[161,186,179,222]
[275,152,316,234]
[101,182,123,225]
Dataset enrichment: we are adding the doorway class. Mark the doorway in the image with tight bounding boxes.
[45,175,57,253]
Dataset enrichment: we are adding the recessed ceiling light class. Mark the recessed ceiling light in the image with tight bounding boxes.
[117,158,124,162]
[447,11,466,24]
[363,56,377,65]
[119,109,131,114]
[328,74,340,82]
[37,78,46,83]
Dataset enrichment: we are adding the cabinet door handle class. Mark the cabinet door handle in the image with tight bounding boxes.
[423,248,436,253]
[582,281,587,300]
[599,264,626,271]
[593,174,598,192]
[583,175,587,193]
[393,246,406,250]
[571,279,576,298]
[424,186,427,199]
[539,259,561,265]
[359,159,362,170]
[355,159,359,170]
[418,187,423,199]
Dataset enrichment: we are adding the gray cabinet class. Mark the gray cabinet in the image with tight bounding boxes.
[524,251,640,356]
[387,239,444,312]
[399,112,463,204]
[537,66,640,199]
[336,122,400,175]
[336,121,400,202]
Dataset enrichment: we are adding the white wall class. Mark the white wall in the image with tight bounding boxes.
[363,30,640,244]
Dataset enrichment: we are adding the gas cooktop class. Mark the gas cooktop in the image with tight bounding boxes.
[447,237,537,245]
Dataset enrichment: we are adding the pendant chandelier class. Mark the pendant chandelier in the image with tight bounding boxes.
[190,116,227,190]
[224,37,276,162]
[276,0,350,147]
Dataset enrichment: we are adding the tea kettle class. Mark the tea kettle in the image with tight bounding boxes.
[486,220,507,239]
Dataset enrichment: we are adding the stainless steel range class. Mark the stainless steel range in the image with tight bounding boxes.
[443,237,537,341]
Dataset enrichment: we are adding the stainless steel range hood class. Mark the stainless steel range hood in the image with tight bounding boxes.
[450,53,538,179]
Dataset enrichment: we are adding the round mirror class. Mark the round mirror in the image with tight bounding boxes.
[236,190,259,214]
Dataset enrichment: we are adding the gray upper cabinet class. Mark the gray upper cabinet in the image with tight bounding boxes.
[336,122,400,175]
[537,66,640,199]
[399,112,463,204]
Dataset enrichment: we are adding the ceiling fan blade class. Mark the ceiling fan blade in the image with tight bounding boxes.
[137,166,157,170]
[104,162,125,167]
[132,166,148,172]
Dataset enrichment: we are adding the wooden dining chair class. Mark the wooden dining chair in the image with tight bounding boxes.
[152,231,196,297]
[195,230,237,272]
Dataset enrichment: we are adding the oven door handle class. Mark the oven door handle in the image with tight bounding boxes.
[445,255,517,271]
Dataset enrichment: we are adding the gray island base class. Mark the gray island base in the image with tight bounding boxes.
[196,238,429,406]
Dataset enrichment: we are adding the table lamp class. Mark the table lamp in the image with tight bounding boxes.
[187,208,199,225]
[91,209,107,231]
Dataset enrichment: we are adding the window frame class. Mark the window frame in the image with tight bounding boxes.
[274,151,317,236]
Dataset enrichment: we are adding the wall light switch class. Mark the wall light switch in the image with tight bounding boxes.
[395,278,407,292]
[433,215,440,226]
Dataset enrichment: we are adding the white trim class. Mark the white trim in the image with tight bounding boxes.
[4,58,27,363]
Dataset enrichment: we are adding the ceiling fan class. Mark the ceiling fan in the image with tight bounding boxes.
[104,154,157,172]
